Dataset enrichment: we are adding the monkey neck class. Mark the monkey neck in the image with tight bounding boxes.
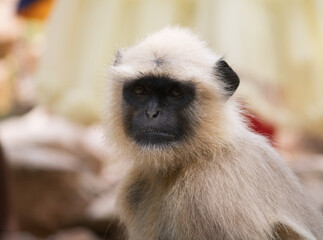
[131,138,234,177]
[131,156,195,184]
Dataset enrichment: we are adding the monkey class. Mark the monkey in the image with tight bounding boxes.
[105,27,323,240]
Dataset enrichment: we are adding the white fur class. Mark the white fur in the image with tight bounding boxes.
[105,27,323,240]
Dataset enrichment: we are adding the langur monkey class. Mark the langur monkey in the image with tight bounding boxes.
[105,27,323,240]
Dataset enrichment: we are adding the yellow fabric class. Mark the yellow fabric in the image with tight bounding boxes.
[36,0,323,133]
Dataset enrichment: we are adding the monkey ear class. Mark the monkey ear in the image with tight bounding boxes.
[214,59,240,98]
[271,221,315,240]
[113,50,122,66]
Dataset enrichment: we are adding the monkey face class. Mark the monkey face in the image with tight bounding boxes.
[121,75,196,146]
[108,27,240,155]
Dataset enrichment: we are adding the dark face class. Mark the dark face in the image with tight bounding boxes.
[122,75,196,146]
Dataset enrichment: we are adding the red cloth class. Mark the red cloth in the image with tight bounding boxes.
[245,112,276,143]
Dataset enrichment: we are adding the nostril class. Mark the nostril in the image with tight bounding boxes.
[146,110,159,118]
[152,110,159,118]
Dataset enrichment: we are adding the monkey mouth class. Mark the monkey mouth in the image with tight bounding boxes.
[133,129,177,145]
[140,129,176,137]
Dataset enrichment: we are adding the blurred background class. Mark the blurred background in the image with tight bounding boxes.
[0,0,323,239]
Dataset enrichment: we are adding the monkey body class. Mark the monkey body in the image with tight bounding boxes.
[106,27,323,240]
[118,130,322,240]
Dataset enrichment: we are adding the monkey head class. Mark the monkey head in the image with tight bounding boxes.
[106,27,241,168]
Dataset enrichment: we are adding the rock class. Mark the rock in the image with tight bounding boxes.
[10,165,88,236]
[1,228,101,240]
[0,108,125,238]
[1,232,40,240]
[48,228,100,240]
[0,108,103,173]
[0,142,12,233]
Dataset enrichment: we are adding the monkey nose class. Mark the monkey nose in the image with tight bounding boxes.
[145,109,160,118]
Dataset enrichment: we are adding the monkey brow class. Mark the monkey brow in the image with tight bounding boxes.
[137,71,173,80]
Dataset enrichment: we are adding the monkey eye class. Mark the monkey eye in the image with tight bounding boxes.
[133,85,147,95]
[168,87,183,97]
